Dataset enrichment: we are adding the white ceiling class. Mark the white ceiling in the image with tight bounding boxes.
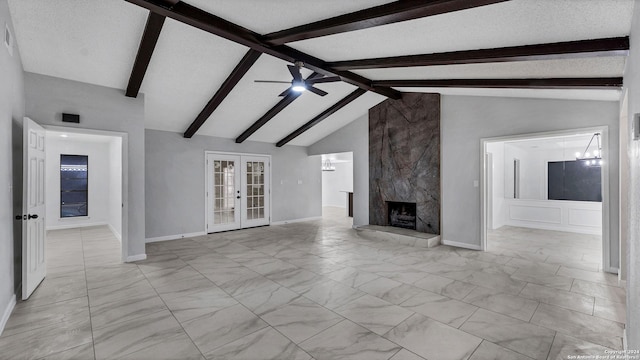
[46,130,117,144]
[7,0,634,147]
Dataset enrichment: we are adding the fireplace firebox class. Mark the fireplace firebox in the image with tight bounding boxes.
[387,202,417,230]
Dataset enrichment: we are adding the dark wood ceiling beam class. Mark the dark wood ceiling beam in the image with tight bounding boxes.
[124,0,401,99]
[183,50,262,138]
[125,0,179,98]
[371,77,624,89]
[276,88,367,147]
[125,13,166,97]
[235,73,325,144]
[329,37,630,70]
[264,0,510,45]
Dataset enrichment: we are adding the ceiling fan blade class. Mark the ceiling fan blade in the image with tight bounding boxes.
[255,80,292,84]
[278,87,291,97]
[287,64,302,82]
[306,76,341,85]
[307,86,328,97]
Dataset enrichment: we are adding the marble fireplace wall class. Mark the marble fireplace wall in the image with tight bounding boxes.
[369,93,441,234]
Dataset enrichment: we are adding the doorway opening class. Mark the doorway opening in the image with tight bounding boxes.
[205,152,271,233]
[21,121,128,300]
[320,152,354,228]
[481,127,610,273]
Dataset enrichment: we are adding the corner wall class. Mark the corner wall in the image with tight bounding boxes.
[144,129,322,239]
[0,0,25,333]
[23,73,145,259]
[623,0,640,349]
[309,115,369,227]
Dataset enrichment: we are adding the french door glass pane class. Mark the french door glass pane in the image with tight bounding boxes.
[213,160,235,224]
[246,161,265,220]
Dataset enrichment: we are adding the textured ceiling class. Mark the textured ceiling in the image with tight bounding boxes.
[7,0,633,147]
[292,0,635,61]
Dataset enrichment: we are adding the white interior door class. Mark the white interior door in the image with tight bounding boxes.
[22,117,46,300]
[207,154,241,232]
[241,156,270,228]
[206,153,270,232]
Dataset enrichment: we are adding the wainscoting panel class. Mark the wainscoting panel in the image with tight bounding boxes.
[506,199,602,235]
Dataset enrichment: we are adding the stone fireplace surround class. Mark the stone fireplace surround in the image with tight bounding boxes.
[369,93,441,235]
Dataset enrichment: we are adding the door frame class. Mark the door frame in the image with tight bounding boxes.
[204,151,272,233]
[43,125,129,262]
[480,126,612,273]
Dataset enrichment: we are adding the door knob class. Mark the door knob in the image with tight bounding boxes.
[236,196,241,199]
[15,215,22,220]
[28,214,38,219]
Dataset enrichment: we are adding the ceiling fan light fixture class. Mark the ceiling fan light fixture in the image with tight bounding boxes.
[291,81,306,92]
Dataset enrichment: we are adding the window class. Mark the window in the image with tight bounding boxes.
[60,154,88,217]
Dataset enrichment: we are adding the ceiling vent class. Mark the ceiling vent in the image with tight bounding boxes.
[4,23,13,57]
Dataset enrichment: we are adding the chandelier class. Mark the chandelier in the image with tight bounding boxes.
[322,159,335,171]
[575,133,603,166]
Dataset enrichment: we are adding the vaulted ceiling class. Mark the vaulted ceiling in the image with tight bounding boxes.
[7,0,634,146]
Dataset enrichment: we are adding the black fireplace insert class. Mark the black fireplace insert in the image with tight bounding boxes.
[387,201,417,230]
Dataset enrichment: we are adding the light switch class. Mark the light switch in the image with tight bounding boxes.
[297,180,303,185]
[473,180,479,187]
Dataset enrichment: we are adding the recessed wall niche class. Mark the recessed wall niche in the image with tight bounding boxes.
[369,93,441,234]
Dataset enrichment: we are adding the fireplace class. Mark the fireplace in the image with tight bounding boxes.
[387,202,417,230]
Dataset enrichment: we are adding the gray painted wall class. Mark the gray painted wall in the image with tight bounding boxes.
[145,129,321,239]
[623,0,639,349]
[309,115,369,227]
[441,96,620,268]
[24,73,146,258]
[0,0,24,328]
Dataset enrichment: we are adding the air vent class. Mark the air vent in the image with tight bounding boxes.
[4,23,13,57]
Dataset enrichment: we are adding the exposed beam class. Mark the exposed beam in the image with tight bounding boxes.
[276,88,367,147]
[371,77,624,89]
[125,0,179,98]
[183,50,262,138]
[235,73,324,144]
[124,0,401,99]
[125,13,166,97]
[264,0,510,45]
[329,37,630,70]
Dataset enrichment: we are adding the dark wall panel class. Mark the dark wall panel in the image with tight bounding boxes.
[369,93,441,234]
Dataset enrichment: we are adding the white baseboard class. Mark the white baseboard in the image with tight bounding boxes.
[604,266,619,275]
[146,231,206,243]
[46,221,107,231]
[271,216,322,225]
[0,295,16,336]
[126,254,147,262]
[442,239,482,250]
[108,224,122,242]
[619,279,627,289]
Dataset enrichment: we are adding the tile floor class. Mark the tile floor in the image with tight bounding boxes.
[0,209,625,360]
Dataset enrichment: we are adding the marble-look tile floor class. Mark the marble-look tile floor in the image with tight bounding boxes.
[0,212,625,360]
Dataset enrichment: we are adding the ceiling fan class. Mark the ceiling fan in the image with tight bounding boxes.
[254,61,341,97]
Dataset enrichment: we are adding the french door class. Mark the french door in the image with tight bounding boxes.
[206,152,270,233]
